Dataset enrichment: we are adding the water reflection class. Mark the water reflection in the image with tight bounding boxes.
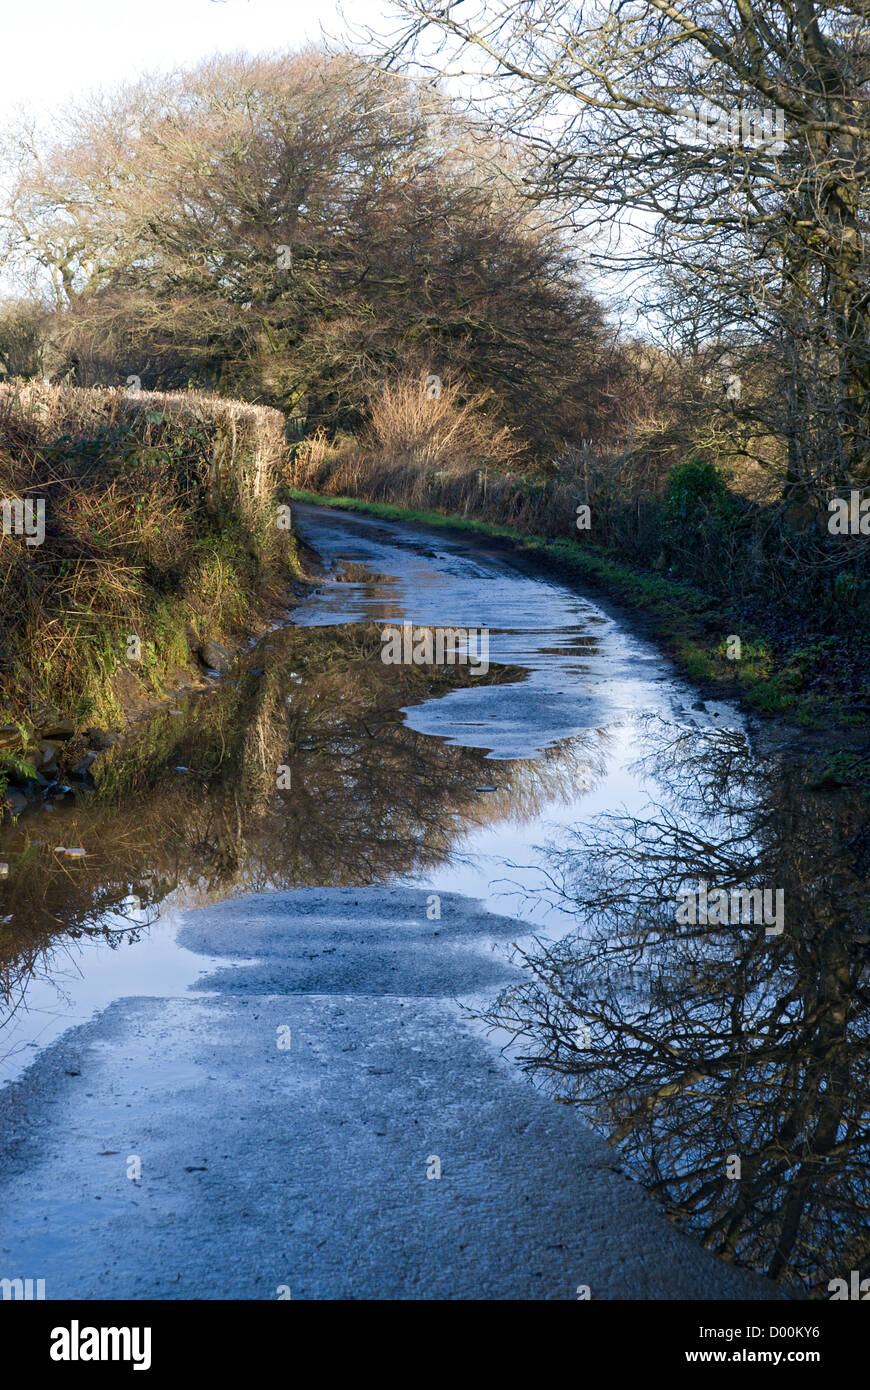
[0,622,604,1042]
[6,607,864,1297]
[482,716,870,1297]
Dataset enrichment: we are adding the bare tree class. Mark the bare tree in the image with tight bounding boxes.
[481,716,870,1293]
[387,2,870,500]
[0,49,611,458]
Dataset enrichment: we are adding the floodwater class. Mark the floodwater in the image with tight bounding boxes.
[0,502,865,1299]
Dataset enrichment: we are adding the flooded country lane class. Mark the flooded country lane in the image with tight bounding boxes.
[0,501,866,1300]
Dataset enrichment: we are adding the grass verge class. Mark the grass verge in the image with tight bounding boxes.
[0,383,300,800]
[289,487,866,732]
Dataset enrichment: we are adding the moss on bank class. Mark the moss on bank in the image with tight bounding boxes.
[0,385,299,791]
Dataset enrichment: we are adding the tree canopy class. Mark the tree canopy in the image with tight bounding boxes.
[0,49,611,458]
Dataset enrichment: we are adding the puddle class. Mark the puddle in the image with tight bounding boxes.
[0,501,866,1298]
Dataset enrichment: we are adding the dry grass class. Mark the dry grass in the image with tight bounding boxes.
[291,419,662,549]
[289,370,676,545]
[0,381,286,504]
[364,373,527,473]
[290,379,870,659]
[0,381,292,731]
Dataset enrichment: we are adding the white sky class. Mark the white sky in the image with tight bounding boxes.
[0,0,649,333]
[0,0,398,122]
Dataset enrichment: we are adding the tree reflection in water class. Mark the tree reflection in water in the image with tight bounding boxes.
[482,716,870,1297]
[0,622,603,1049]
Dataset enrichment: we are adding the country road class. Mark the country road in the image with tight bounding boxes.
[0,503,797,1300]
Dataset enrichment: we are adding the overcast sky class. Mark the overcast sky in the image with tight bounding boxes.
[0,0,397,122]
